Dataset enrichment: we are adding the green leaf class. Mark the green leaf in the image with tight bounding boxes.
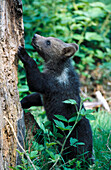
[82,56,95,64]
[53,119,65,130]
[36,117,46,133]
[68,158,77,165]
[65,125,72,130]
[18,85,29,92]
[80,109,94,117]
[15,165,24,169]
[44,120,51,127]
[72,34,84,40]
[31,141,44,152]
[86,114,95,120]
[54,154,60,160]
[76,142,85,145]
[90,2,105,8]
[55,133,64,138]
[64,167,73,170]
[75,16,89,21]
[70,137,78,146]
[8,167,18,170]
[74,10,88,16]
[18,74,26,79]
[80,108,86,116]
[85,109,94,114]
[24,23,32,29]
[46,150,55,159]
[16,149,24,156]
[96,50,104,59]
[29,151,38,159]
[54,115,68,122]
[104,4,111,13]
[81,97,90,102]
[68,116,77,122]
[46,142,57,147]
[25,44,34,50]
[85,32,103,41]
[88,8,105,18]
[63,99,77,105]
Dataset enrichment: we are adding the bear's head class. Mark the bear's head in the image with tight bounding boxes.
[32,34,78,63]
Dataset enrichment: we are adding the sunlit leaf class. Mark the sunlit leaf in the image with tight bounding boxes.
[85,32,103,41]
[90,2,105,8]
[68,116,77,122]
[29,151,38,159]
[76,142,85,145]
[86,114,95,120]
[63,99,77,105]
[18,85,29,92]
[53,119,65,130]
[104,4,111,13]
[70,137,78,146]
[54,115,68,122]
[46,142,57,147]
[46,150,55,159]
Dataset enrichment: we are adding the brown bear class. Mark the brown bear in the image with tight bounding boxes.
[18,34,94,167]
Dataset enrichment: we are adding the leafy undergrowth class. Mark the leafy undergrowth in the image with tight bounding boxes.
[10,103,111,170]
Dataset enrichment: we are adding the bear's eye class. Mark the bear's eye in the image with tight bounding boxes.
[46,40,51,46]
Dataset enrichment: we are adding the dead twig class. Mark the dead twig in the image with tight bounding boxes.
[95,91,110,112]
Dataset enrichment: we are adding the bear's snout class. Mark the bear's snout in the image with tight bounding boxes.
[33,34,43,40]
[32,35,40,50]
[33,34,37,39]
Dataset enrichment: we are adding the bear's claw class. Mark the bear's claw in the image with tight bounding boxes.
[18,46,30,63]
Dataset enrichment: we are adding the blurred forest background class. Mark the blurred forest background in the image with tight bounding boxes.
[16,0,111,169]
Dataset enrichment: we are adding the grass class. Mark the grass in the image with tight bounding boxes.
[90,109,111,170]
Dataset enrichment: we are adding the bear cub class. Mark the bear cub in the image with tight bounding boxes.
[18,34,93,166]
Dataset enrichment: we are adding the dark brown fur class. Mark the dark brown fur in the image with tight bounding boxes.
[18,34,94,167]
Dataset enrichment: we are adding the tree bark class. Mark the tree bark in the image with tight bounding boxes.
[0,0,25,169]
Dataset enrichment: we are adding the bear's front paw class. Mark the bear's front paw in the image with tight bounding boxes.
[18,46,26,56]
[18,46,30,63]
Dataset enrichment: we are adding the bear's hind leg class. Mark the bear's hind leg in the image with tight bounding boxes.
[21,92,43,109]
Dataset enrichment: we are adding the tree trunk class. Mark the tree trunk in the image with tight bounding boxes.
[0,0,25,169]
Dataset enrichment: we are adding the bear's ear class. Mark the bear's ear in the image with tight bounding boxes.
[70,43,79,52]
[62,43,79,58]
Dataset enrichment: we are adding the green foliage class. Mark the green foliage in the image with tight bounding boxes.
[11,108,111,170]
[21,0,111,73]
[63,99,77,105]
[70,137,85,147]
[99,62,111,81]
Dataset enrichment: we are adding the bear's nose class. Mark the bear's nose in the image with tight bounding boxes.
[33,34,42,40]
[33,34,37,39]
